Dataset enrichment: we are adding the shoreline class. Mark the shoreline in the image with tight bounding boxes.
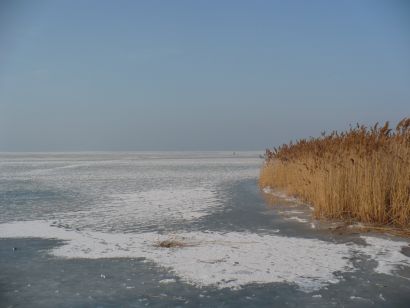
[260,184,410,238]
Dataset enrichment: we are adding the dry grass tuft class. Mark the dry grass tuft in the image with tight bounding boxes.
[157,239,188,248]
[260,118,410,228]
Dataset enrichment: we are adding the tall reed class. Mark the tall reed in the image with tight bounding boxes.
[260,118,410,227]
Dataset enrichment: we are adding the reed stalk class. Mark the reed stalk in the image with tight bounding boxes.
[260,118,410,228]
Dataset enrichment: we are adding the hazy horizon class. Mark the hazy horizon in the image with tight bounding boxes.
[1,1,409,151]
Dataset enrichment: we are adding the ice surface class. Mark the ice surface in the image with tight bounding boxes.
[360,236,410,276]
[1,220,409,292]
[1,152,410,297]
[0,152,259,228]
[0,221,349,291]
[62,187,218,230]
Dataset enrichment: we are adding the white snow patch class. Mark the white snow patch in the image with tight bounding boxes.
[360,236,410,276]
[262,187,300,203]
[0,220,353,292]
[278,210,305,215]
[2,221,410,292]
[286,216,309,223]
[262,187,273,194]
[107,188,216,221]
[350,296,366,300]
[159,278,176,284]
[61,188,218,230]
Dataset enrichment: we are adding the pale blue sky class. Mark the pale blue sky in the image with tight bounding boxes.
[0,0,409,151]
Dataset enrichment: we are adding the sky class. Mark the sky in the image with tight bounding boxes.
[0,0,409,151]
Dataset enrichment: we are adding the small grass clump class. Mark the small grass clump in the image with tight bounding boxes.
[157,239,187,248]
[260,118,410,228]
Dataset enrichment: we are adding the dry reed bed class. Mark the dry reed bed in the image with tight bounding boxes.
[260,118,410,228]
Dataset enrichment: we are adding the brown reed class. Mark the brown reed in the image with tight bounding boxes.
[260,118,410,228]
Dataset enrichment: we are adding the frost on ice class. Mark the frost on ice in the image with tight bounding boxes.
[1,220,409,292]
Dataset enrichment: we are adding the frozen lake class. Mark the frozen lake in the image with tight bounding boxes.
[0,152,409,307]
